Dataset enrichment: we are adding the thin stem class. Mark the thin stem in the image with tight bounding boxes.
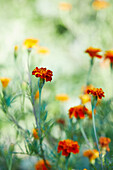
[87,58,93,85]
[92,105,103,170]
[38,87,42,137]
[65,155,70,170]
[27,51,39,129]
[80,122,92,148]
[8,156,12,170]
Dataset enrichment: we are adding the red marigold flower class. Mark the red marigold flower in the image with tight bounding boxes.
[32,67,53,82]
[105,50,113,63]
[33,128,39,139]
[68,105,88,119]
[85,47,102,58]
[87,87,105,99]
[99,137,111,152]
[35,159,51,170]
[57,139,79,157]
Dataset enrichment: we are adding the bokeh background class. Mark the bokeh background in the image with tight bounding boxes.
[0,0,113,169]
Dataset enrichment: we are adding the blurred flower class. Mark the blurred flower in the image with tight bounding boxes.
[85,47,102,58]
[105,50,113,63]
[100,59,110,68]
[35,90,39,99]
[86,109,96,119]
[99,136,111,152]
[0,78,11,88]
[23,38,39,49]
[14,45,18,60]
[79,94,91,104]
[14,45,18,51]
[35,159,51,170]
[37,46,50,55]
[83,149,99,164]
[56,118,65,125]
[92,0,110,10]
[68,105,89,119]
[32,67,53,82]
[57,139,79,156]
[33,128,39,139]
[55,94,69,102]
[59,2,72,11]
[83,169,87,170]
[87,87,105,99]
[81,84,94,94]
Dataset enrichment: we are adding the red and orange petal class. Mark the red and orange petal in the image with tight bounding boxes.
[81,84,94,94]
[83,149,99,163]
[35,160,51,170]
[33,128,39,139]
[105,50,113,63]
[57,139,79,156]
[0,78,11,88]
[99,137,111,152]
[32,67,53,82]
[85,47,102,58]
[87,87,105,99]
[86,109,96,119]
[23,38,39,49]
[79,94,91,104]
[68,105,88,119]
[59,2,72,11]
[35,90,39,99]
[92,0,110,10]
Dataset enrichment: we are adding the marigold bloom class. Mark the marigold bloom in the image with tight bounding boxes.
[69,105,88,119]
[59,2,72,11]
[57,118,65,125]
[32,67,53,82]
[58,139,79,156]
[85,47,102,58]
[24,38,38,49]
[105,50,113,63]
[83,149,99,163]
[35,159,51,170]
[0,78,11,88]
[55,94,69,102]
[37,46,50,55]
[14,45,18,51]
[99,137,111,152]
[92,0,110,10]
[33,128,39,139]
[79,94,91,104]
[35,90,39,99]
[87,87,105,99]
[81,85,94,94]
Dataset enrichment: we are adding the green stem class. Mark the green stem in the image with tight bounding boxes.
[8,155,12,170]
[65,155,70,170]
[38,87,42,137]
[87,58,94,85]
[80,122,92,148]
[92,105,103,170]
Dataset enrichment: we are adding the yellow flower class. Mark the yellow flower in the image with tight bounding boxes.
[79,94,91,104]
[32,128,39,139]
[35,90,39,99]
[0,78,11,88]
[37,46,50,55]
[55,94,69,101]
[92,0,110,10]
[59,2,72,11]
[23,38,39,49]
[14,45,18,51]
[83,149,99,164]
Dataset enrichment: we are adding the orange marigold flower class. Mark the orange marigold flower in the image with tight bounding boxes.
[0,78,11,88]
[86,109,96,119]
[83,149,99,164]
[59,2,72,11]
[69,105,88,119]
[23,38,39,49]
[37,46,50,55]
[99,137,111,152]
[79,94,91,104]
[85,47,102,58]
[57,139,79,156]
[35,90,39,99]
[32,67,53,82]
[55,94,69,102]
[87,87,105,99]
[82,84,94,94]
[33,128,39,139]
[35,159,51,170]
[105,50,113,63]
[57,118,65,125]
[92,0,110,10]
